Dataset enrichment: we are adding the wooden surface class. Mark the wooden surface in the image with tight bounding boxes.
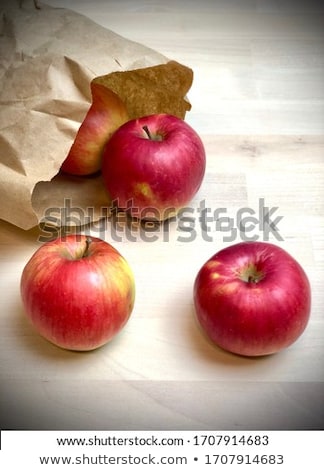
[1,0,324,430]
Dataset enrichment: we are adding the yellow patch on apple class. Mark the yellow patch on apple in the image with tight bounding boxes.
[206,260,221,270]
[210,272,221,280]
[133,182,154,200]
[216,282,238,296]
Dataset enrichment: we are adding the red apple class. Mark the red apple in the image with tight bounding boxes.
[193,241,311,356]
[102,113,206,220]
[20,235,135,351]
[61,82,129,176]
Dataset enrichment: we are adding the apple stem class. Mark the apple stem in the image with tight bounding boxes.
[142,125,152,140]
[83,237,92,257]
[248,275,257,283]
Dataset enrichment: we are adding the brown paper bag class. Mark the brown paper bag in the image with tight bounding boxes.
[0,1,193,230]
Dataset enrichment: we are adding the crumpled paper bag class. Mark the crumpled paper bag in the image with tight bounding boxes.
[0,1,193,230]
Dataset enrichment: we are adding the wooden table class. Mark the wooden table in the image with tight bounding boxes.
[1,0,323,430]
